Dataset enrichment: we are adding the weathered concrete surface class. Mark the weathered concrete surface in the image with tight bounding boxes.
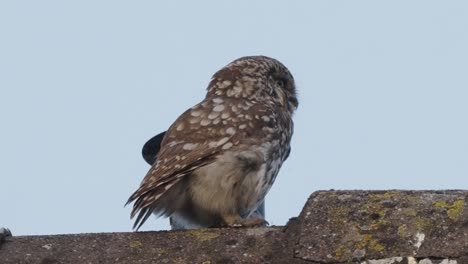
[294,190,468,263]
[0,228,291,264]
[1,190,468,264]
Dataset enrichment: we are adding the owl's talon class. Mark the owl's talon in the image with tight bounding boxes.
[240,217,268,227]
[220,213,268,228]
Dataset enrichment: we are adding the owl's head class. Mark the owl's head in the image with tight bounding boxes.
[207,56,298,113]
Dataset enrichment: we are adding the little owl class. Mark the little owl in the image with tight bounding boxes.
[127,56,298,230]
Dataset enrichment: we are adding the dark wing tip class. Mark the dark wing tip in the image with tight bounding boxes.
[126,188,158,230]
[125,189,141,208]
[132,206,155,231]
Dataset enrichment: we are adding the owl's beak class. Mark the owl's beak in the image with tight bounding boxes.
[290,97,299,110]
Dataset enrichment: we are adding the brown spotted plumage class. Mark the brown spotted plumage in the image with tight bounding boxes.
[127,56,298,230]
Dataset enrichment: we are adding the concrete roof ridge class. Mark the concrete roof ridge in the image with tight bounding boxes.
[1,190,467,264]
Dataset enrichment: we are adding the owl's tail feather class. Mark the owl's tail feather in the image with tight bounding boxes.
[126,178,186,230]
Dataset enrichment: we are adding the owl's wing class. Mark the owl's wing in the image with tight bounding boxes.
[127,100,250,229]
[127,98,279,229]
[128,137,222,229]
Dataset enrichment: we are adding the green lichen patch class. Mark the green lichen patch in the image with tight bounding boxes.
[334,246,350,258]
[129,240,144,254]
[296,191,468,262]
[397,225,408,238]
[368,191,400,200]
[187,229,220,242]
[414,216,434,231]
[434,199,465,220]
[401,208,417,217]
[129,240,142,248]
[448,200,465,219]
[355,234,385,253]
[328,206,351,225]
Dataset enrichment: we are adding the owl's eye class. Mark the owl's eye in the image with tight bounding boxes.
[275,78,287,88]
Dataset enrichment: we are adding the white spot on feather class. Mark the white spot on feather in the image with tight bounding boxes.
[208,111,220,119]
[189,117,201,124]
[213,104,225,112]
[208,137,230,148]
[217,137,229,146]
[226,127,236,135]
[153,193,163,201]
[240,104,251,110]
[212,97,224,103]
[168,141,178,147]
[190,110,202,117]
[221,112,230,119]
[217,81,231,89]
[222,142,233,150]
[262,126,275,133]
[183,143,199,150]
[200,119,211,126]
[176,123,185,131]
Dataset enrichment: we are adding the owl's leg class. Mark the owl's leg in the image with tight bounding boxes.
[248,201,265,220]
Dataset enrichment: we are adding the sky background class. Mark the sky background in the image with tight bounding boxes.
[1,1,467,236]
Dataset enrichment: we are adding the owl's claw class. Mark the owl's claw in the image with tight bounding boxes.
[237,217,269,227]
[219,214,268,228]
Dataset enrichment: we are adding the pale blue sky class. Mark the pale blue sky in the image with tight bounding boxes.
[1,1,467,235]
